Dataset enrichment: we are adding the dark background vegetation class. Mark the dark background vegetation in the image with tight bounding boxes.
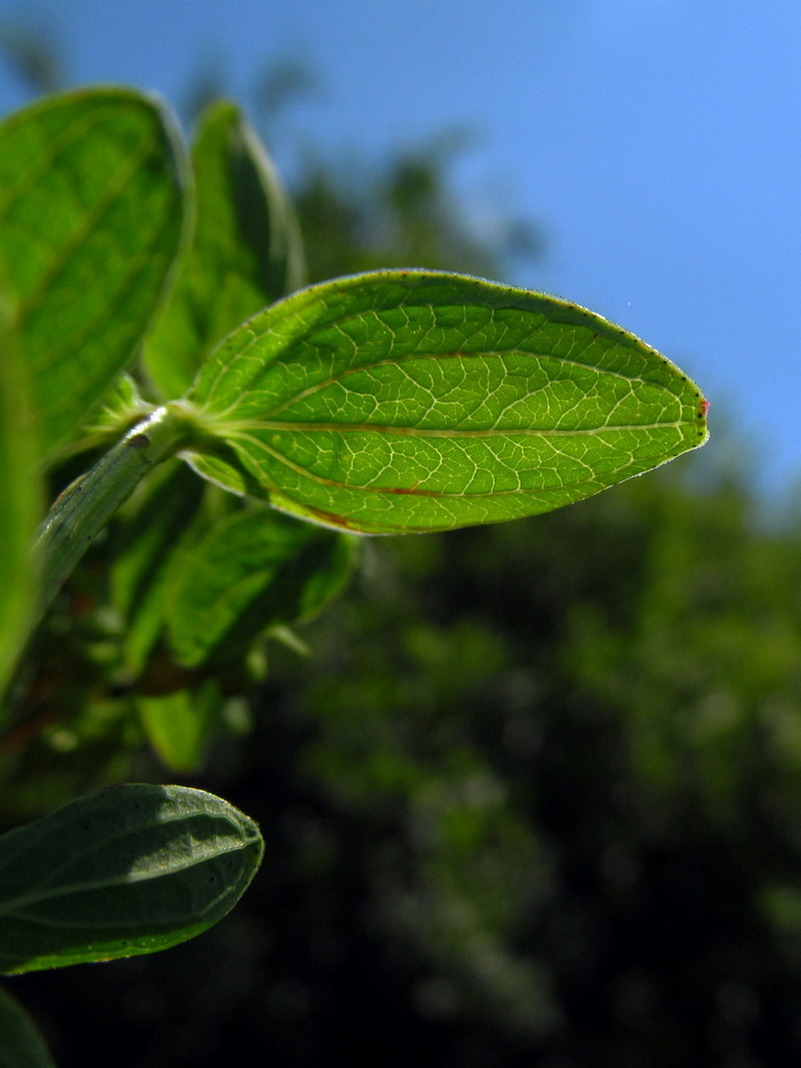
[4,33,801,1068]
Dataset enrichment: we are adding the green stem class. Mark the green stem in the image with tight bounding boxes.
[35,405,191,618]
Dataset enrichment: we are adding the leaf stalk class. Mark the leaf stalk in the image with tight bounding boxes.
[35,405,191,619]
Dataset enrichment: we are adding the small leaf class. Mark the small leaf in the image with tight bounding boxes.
[166,506,357,667]
[0,87,188,455]
[144,99,305,399]
[0,986,57,1068]
[0,783,263,974]
[185,270,709,534]
[136,681,222,774]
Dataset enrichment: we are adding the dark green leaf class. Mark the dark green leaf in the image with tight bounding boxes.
[0,88,188,454]
[0,783,263,974]
[0,987,57,1068]
[144,99,305,399]
[166,506,357,667]
[184,270,708,534]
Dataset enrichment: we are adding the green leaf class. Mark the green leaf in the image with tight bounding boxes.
[166,506,357,667]
[184,270,709,534]
[0,987,57,1068]
[144,99,305,399]
[0,87,188,455]
[0,783,263,974]
[111,461,205,675]
[0,295,40,704]
[136,681,222,774]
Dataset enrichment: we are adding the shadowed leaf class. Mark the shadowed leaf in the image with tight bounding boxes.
[0,986,56,1068]
[0,783,263,974]
[110,461,205,675]
[166,505,357,667]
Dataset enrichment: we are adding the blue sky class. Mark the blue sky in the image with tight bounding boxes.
[1,0,799,497]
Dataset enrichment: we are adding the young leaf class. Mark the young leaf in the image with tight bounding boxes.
[0,986,57,1068]
[71,372,154,454]
[166,506,357,667]
[0,783,264,975]
[0,88,188,455]
[184,270,709,534]
[144,99,306,399]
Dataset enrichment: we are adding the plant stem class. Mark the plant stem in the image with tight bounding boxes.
[35,405,191,619]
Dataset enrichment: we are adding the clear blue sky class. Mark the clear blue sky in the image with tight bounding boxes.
[2,0,799,498]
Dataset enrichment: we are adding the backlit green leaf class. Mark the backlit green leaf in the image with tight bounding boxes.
[144,99,305,399]
[166,506,357,667]
[0,783,263,974]
[185,270,708,533]
[0,88,188,455]
[0,987,57,1068]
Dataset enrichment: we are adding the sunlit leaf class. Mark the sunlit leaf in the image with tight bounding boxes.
[0,293,40,704]
[184,270,708,533]
[166,505,357,667]
[0,986,57,1068]
[0,87,188,454]
[0,783,263,974]
[144,99,305,399]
